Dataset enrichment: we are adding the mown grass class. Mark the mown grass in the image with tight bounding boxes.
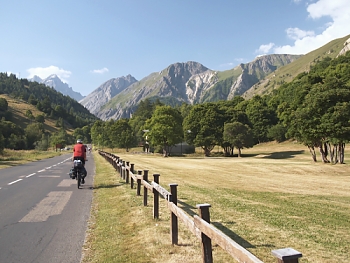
[84,141,350,263]
[0,149,64,168]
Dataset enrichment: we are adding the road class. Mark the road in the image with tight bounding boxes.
[0,152,95,263]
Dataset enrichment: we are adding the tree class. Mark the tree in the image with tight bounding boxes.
[245,95,277,143]
[183,103,224,156]
[223,122,254,157]
[35,114,45,123]
[145,105,183,156]
[109,119,136,152]
[91,121,107,149]
[0,133,4,154]
[0,98,8,111]
[25,123,44,149]
[50,128,69,150]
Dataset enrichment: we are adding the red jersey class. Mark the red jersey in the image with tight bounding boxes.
[73,143,86,158]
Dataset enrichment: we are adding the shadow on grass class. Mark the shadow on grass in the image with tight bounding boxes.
[92,182,125,189]
[240,150,305,159]
[177,200,275,250]
[212,222,275,249]
[261,150,305,159]
[178,199,197,217]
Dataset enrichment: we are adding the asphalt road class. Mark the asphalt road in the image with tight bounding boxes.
[0,151,95,263]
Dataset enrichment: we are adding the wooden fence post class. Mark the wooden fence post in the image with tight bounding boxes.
[137,170,142,196]
[125,161,129,182]
[169,183,178,245]
[153,174,160,219]
[119,159,123,176]
[197,204,213,263]
[122,161,126,179]
[130,165,134,189]
[128,163,134,184]
[271,248,302,263]
[143,170,149,206]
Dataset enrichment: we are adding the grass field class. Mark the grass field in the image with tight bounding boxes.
[0,149,63,168]
[83,141,350,263]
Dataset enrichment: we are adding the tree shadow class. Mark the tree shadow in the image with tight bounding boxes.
[177,200,275,250]
[261,150,305,159]
[240,150,305,159]
[212,221,275,249]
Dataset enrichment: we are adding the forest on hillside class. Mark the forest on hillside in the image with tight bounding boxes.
[0,73,98,152]
[91,51,350,164]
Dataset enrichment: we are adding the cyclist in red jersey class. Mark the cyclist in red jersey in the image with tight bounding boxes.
[72,139,87,183]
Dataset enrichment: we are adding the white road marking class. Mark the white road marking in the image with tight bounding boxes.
[26,173,36,178]
[38,169,45,172]
[8,179,23,185]
[19,191,72,222]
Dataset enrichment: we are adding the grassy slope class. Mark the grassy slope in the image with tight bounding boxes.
[1,94,73,134]
[84,141,350,263]
[243,34,350,99]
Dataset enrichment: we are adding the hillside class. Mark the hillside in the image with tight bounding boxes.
[243,34,350,98]
[0,94,73,134]
[0,73,99,128]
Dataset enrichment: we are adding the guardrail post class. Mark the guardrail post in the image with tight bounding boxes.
[271,248,302,263]
[128,163,134,184]
[143,170,149,206]
[153,174,160,219]
[137,170,142,196]
[197,204,213,263]
[169,183,178,245]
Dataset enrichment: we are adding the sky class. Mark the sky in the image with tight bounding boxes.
[1,0,349,96]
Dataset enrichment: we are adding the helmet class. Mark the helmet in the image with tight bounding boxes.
[77,139,83,144]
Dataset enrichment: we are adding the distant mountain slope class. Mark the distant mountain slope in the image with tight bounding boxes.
[243,34,350,99]
[79,74,137,115]
[29,74,84,101]
[0,73,98,128]
[96,57,298,120]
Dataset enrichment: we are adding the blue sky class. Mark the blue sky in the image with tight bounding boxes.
[1,0,349,96]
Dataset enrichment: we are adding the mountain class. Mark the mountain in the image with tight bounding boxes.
[94,57,299,120]
[79,75,137,115]
[29,74,84,101]
[243,34,350,99]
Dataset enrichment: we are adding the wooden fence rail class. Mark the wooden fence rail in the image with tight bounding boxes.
[98,150,303,263]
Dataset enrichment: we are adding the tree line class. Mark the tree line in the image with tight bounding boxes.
[91,51,350,164]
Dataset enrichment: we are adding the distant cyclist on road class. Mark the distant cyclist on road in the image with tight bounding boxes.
[72,139,87,184]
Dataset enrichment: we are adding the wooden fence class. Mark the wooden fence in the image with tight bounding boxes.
[98,150,303,263]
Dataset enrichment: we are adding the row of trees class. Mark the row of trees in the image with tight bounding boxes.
[91,51,350,163]
[91,96,277,157]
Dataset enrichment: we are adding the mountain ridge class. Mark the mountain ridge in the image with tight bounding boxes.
[29,74,84,101]
[93,55,301,120]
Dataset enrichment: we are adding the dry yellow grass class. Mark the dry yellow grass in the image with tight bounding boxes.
[86,142,350,263]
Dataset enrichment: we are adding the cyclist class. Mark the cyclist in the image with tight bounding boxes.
[72,139,87,184]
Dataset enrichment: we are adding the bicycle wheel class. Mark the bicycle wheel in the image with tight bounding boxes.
[77,171,81,189]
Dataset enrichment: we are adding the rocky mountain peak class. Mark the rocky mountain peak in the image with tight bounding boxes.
[79,75,138,115]
[28,74,84,101]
